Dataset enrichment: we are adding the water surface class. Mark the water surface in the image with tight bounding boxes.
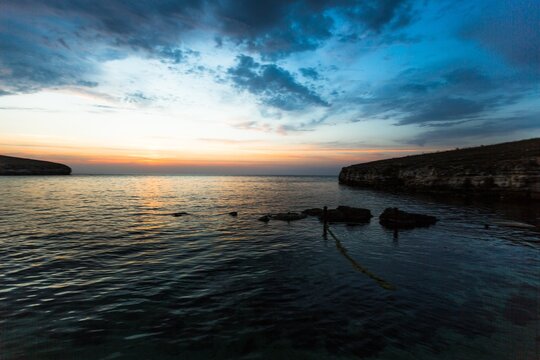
[0,176,538,359]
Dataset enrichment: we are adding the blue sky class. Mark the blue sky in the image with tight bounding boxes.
[0,0,538,174]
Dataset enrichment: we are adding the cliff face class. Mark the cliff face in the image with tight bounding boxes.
[0,155,71,175]
[339,138,540,200]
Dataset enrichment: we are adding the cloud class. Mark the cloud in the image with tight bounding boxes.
[213,0,415,58]
[442,68,492,91]
[359,64,538,127]
[409,113,540,146]
[157,46,200,64]
[2,0,536,145]
[299,67,320,80]
[76,80,99,87]
[464,0,540,70]
[123,91,155,104]
[0,1,200,92]
[198,138,261,145]
[215,0,333,59]
[227,55,329,111]
[0,0,420,93]
[232,121,273,133]
[398,97,485,125]
[345,0,414,32]
[0,13,98,92]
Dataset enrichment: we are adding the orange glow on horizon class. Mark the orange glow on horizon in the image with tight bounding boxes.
[0,140,439,170]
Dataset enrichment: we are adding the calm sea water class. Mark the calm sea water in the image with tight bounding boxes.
[0,175,538,360]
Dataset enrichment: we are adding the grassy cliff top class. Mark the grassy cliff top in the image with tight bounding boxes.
[343,138,540,171]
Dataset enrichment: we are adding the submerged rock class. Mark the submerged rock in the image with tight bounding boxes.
[270,212,307,221]
[258,212,308,222]
[172,212,190,217]
[302,208,324,216]
[303,206,372,223]
[335,206,373,222]
[379,207,437,229]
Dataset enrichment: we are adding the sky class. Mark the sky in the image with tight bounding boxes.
[0,0,539,175]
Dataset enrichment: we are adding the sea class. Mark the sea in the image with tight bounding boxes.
[0,175,538,359]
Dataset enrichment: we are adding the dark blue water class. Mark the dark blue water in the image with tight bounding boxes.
[0,176,538,359]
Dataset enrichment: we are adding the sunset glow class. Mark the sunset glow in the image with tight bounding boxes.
[1,1,538,174]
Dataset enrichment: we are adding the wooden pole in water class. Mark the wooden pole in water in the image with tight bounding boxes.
[323,206,328,237]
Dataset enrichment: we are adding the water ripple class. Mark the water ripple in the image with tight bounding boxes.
[0,176,538,360]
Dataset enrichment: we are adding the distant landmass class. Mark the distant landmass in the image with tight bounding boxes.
[0,155,71,175]
[339,138,540,200]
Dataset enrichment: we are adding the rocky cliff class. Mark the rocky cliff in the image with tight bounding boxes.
[339,138,540,200]
[0,155,71,175]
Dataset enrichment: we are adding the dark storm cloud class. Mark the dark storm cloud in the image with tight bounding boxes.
[227,55,329,111]
[214,0,332,58]
[0,0,416,92]
[0,16,88,92]
[345,0,415,32]
[6,0,205,48]
[213,0,414,58]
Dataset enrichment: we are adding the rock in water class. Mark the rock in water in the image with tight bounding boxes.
[379,207,438,229]
[172,212,190,217]
[302,208,324,216]
[270,212,307,221]
[303,206,372,223]
[258,215,270,222]
[0,155,71,175]
[229,211,238,217]
[336,206,373,222]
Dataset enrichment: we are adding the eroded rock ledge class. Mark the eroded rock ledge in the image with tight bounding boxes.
[0,155,71,175]
[339,138,540,200]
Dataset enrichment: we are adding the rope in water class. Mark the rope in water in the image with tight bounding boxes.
[327,226,396,291]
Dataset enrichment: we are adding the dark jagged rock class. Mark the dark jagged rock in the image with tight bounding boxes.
[303,206,372,223]
[229,211,238,217]
[302,208,324,216]
[172,212,190,217]
[258,215,270,222]
[338,206,373,220]
[270,212,307,221]
[379,207,438,229]
[0,155,71,175]
[326,206,373,223]
[339,138,540,200]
